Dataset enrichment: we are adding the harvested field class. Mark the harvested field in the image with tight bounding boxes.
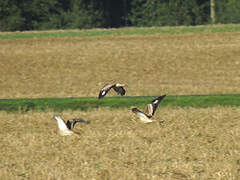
[0,26,240,180]
[0,107,240,179]
[0,30,240,98]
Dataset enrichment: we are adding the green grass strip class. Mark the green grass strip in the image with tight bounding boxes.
[0,94,239,112]
[0,25,240,39]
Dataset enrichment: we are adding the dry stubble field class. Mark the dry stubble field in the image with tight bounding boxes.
[0,30,240,98]
[1,107,240,179]
[0,28,240,179]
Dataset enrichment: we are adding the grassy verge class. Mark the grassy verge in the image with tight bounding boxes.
[0,24,240,39]
[0,94,239,112]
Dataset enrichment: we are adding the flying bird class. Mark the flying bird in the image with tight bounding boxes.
[131,95,167,123]
[66,118,90,129]
[53,114,89,136]
[98,82,128,99]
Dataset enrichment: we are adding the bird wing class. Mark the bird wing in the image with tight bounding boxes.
[72,119,90,128]
[54,114,69,131]
[113,86,126,96]
[132,107,150,117]
[144,104,154,117]
[66,120,73,129]
[132,107,144,114]
[98,83,115,99]
[132,108,152,123]
[150,95,167,116]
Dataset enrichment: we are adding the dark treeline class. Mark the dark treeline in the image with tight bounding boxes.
[0,0,240,31]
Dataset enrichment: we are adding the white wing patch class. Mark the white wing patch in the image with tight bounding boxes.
[54,115,69,131]
[101,90,106,96]
[153,100,159,104]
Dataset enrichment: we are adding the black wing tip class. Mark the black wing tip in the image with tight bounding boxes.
[81,119,90,124]
[157,94,167,100]
[120,92,126,96]
[151,95,167,103]
[98,90,107,99]
[98,93,104,99]
[161,94,167,99]
[73,119,90,124]
[121,88,126,96]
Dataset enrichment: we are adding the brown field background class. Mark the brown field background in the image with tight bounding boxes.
[0,107,240,179]
[1,30,240,179]
[0,31,240,98]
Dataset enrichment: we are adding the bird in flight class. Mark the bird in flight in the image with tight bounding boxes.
[53,114,89,136]
[131,95,167,123]
[98,82,128,99]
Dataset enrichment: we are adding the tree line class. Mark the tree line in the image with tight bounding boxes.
[0,0,239,32]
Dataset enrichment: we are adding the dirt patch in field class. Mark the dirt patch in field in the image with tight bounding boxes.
[0,32,240,98]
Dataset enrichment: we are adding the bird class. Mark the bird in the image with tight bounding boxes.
[53,114,89,136]
[131,95,167,123]
[98,82,128,99]
[66,118,90,129]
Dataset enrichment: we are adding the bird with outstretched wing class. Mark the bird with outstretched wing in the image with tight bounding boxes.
[131,95,166,123]
[53,114,89,136]
[98,82,128,99]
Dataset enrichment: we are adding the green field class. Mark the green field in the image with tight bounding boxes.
[1,94,240,112]
[1,24,240,39]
